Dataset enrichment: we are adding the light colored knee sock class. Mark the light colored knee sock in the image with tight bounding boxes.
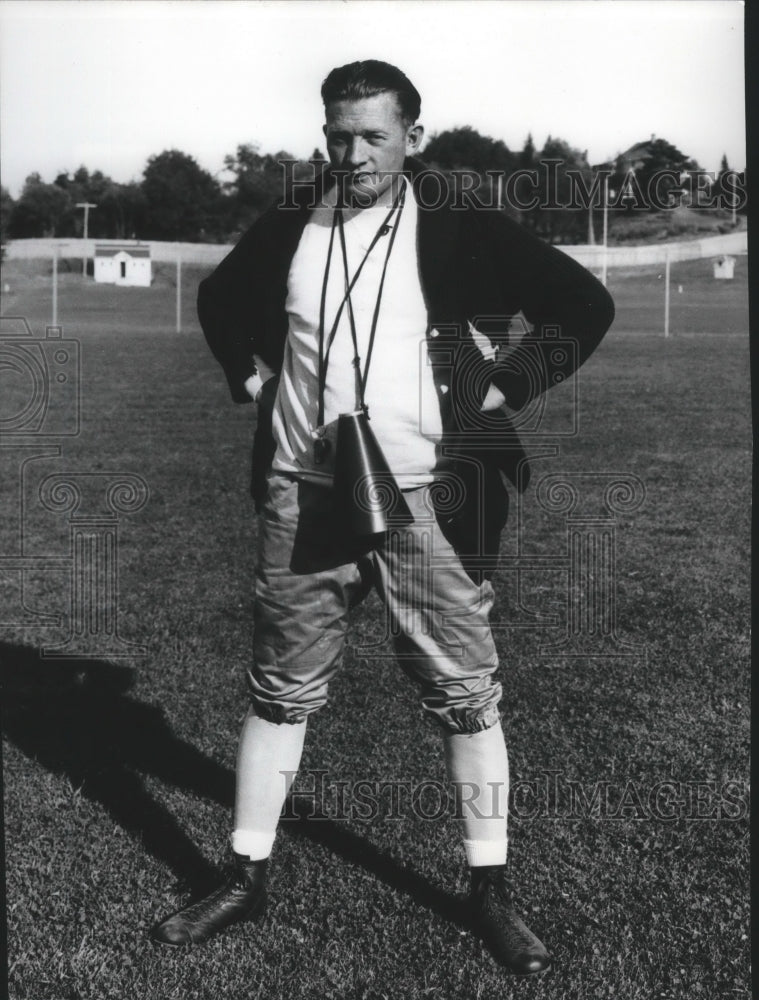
[231,706,307,860]
[443,723,509,867]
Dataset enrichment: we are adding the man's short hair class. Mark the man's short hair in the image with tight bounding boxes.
[321,60,421,124]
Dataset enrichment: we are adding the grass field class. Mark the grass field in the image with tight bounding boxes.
[0,253,751,999]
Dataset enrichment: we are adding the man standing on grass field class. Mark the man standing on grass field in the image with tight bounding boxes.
[152,60,614,975]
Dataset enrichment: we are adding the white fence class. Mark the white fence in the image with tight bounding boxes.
[557,230,747,268]
[3,238,233,266]
[4,230,748,269]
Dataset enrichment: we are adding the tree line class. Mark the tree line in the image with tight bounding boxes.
[0,131,743,247]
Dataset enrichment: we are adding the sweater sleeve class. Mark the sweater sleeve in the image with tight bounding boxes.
[476,211,615,413]
[197,211,277,403]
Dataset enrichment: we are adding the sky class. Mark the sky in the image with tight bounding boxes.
[0,0,746,198]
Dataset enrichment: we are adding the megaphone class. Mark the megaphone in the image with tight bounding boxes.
[333,410,414,535]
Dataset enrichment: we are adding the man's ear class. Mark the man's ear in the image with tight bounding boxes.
[406,123,424,155]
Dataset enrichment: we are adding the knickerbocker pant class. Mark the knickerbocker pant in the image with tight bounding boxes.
[248,472,502,734]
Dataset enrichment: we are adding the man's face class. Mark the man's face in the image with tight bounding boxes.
[323,92,423,206]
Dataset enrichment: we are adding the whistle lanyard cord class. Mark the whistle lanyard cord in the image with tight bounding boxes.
[316,182,406,428]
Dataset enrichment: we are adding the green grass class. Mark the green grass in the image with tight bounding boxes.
[605,256,748,335]
[0,260,751,999]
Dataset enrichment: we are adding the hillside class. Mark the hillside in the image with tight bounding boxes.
[605,206,744,245]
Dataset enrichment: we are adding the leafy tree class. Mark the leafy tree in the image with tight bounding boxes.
[54,167,107,235]
[420,126,513,211]
[219,143,324,237]
[141,150,223,241]
[422,126,514,175]
[611,137,700,212]
[636,138,698,182]
[93,181,147,239]
[222,143,287,231]
[527,137,593,243]
[518,133,536,170]
[712,153,745,219]
[118,182,148,238]
[50,167,149,238]
[10,165,177,240]
[8,173,72,237]
[1,186,14,243]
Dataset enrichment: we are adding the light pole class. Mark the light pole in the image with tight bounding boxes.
[664,246,671,339]
[52,242,69,326]
[75,202,96,276]
[602,178,616,288]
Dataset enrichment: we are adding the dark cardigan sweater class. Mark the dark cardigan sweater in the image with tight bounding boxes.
[198,158,615,577]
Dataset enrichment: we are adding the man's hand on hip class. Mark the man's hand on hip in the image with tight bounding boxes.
[244,373,265,403]
[480,383,507,412]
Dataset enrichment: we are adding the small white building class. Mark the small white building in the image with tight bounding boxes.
[94,244,152,286]
[712,255,736,280]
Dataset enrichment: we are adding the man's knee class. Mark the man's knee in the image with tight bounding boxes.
[246,666,332,725]
[427,700,503,736]
[246,696,315,726]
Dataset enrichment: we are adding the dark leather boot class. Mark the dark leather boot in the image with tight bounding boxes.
[469,865,552,975]
[151,854,268,947]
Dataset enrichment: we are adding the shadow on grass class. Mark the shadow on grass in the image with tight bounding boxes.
[283,800,467,927]
[1,641,464,927]
[0,641,233,896]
